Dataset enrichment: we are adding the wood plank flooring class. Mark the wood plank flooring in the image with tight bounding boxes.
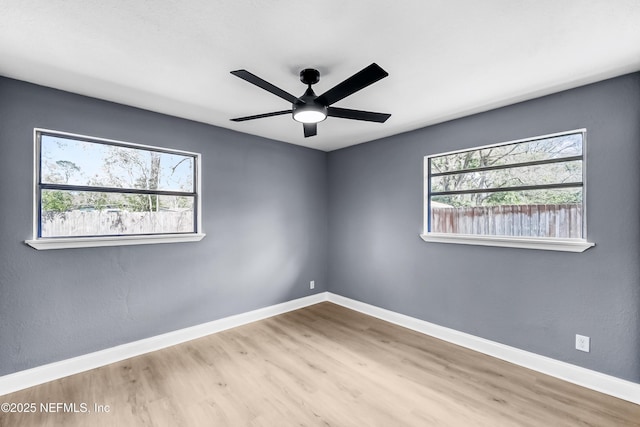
[1,302,638,426]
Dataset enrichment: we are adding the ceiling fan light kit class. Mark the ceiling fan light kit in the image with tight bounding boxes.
[230,63,391,137]
[292,107,327,124]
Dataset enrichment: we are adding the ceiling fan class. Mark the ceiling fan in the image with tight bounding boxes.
[230,63,391,137]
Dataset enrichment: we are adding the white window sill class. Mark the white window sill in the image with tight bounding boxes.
[25,233,206,250]
[419,233,594,252]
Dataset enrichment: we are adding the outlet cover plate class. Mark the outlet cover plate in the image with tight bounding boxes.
[576,334,590,352]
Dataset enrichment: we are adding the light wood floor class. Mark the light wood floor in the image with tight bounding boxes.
[1,302,639,426]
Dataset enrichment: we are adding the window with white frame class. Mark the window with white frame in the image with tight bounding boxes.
[26,129,205,250]
[422,129,594,252]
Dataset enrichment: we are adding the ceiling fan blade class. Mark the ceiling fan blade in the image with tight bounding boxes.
[303,123,317,137]
[231,70,299,104]
[315,63,389,106]
[327,107,391,123]
[230,110,292,122]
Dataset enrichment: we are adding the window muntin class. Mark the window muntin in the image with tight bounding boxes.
[425,130,586,240]
[35,130,200,239]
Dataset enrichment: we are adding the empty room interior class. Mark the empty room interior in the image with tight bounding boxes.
[2,1,640,426]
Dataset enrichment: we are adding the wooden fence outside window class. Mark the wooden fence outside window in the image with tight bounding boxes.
[430,204,582,238]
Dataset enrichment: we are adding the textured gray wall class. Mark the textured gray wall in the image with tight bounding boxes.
[0,77,328,376]
[327,73,640,382]
[2,73,640,385]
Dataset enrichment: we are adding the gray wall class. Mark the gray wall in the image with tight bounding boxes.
[0,77,328,376]
[327,73,640,382]
[2,73,639,385]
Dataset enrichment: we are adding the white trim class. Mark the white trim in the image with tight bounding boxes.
[420,233,595,252]
[25,233,207,250]
[0,293,327,397]
[327,292,640,405]
[3,292,638,406]
[32,128,40,240]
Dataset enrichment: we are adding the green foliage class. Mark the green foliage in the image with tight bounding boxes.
[125,194,158,212]
[483,191,524,205]
[41,190,74,212]
[77,192,111,210]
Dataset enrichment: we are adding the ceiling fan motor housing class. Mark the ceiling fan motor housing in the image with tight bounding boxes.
[300,68,320,85]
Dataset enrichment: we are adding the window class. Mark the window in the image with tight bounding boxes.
[421,129,594,252]
[26,129,205,250]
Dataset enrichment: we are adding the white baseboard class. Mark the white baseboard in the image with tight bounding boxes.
[0,293,328,397]
[2,291,638,406]
[327,292,640,405]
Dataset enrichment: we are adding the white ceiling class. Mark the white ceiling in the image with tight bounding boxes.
[1,1,639,152]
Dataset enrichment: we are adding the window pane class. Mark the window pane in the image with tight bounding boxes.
[426,130,586,239]
[430,133,582,174]
[431,160,583,193]
[40,190,194,237]
[41,135,194,192]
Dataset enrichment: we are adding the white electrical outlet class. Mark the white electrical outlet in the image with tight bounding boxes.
[576,334,590,352]
[310,280,315,290]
